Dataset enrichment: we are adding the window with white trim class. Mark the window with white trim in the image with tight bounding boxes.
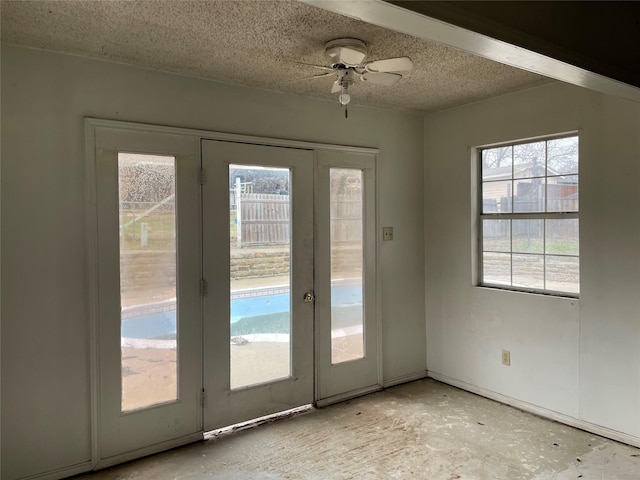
[479,135,579,296]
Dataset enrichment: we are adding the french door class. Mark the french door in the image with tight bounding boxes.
[90,121,378,467]
[201,140,315,429]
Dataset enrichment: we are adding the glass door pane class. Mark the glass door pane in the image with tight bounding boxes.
[229,165,292,388]
[118,153,177,411]
[329,168,364,363]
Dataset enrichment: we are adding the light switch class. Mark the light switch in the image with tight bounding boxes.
[383,227,393,241]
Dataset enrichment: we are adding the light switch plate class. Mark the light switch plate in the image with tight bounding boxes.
[383,227,393,241]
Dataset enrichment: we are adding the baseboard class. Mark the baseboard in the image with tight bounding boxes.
[382,370,428,388]
[95,431,204,470]
[15,461,92,480]
[315,370,428,407]
[428,371,640,449]
[316,384,383,408]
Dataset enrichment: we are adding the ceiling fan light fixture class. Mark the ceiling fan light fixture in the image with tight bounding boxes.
[338,91,351,106]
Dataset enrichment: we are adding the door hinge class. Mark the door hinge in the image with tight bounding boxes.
[201,389,206,406]
[200,279,208,296]
[199,168,207,185]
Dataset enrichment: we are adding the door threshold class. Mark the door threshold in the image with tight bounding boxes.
[204,405,314,441]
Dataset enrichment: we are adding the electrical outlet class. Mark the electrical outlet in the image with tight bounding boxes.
[502,350,511,366]
[383,227,393,241]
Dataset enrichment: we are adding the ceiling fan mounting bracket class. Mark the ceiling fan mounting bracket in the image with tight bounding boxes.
[324,37,367,67]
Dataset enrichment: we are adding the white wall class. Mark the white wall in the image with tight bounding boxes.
[425,81,640,443]
[1,44,425,479]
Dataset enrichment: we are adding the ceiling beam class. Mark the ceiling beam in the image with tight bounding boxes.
[299,0,640,104]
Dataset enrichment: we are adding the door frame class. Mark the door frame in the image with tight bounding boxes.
[85,118,380,469]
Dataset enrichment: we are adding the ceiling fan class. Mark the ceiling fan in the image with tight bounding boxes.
[297,38,414,117]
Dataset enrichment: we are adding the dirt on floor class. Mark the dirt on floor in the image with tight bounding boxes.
[76,378,640,480]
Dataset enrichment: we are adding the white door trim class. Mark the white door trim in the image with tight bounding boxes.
[85,118,379,155]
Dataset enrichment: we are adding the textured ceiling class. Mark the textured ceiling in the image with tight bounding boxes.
[1,0,548,113]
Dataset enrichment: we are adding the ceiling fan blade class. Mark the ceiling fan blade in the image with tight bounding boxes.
[364,56,414,73]
[361,72,402,86]
[331,81,342,94]
[287,72,335,83]
[291,61,334,72]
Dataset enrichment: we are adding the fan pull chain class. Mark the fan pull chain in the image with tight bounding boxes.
[344,104,348,119]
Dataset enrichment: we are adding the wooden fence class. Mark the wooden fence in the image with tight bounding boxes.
[236,192,362,247]
[238,193,290,246]
[330,193,362,244]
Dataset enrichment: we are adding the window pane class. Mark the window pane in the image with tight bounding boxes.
[483,219,510,252]
[546,219,579,255]
[548,137,579,175]
[482,180,512,213]
[482,146,512,181]
[229,165,292,389]
[483,252,511,286]
[330,168,364,364]
[513,254,544,290]
[119,153,177,412]
[512,219,543,254]
[514,178,545,212]
[547,175,578,212]
[546,256,580,294]
[514,141,545,178]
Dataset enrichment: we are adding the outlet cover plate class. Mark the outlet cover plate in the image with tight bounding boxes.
[502,350,511,366]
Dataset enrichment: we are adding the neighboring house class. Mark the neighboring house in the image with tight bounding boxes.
[483,164,578,213]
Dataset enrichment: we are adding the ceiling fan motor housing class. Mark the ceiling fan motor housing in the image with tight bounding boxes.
[324,38,367,67]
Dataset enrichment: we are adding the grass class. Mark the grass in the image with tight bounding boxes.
[120,209,239,250]
[120,211,175,250]
[484,238,578,255]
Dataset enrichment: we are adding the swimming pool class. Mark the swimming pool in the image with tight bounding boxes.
[121,281,362,341]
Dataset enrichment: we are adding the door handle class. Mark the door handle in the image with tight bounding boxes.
[303,291,315,303]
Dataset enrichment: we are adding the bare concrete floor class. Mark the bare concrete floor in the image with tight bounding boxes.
[74,379,640,480]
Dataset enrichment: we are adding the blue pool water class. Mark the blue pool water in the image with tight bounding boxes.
[121,311,176,340]
[121,284,362,340]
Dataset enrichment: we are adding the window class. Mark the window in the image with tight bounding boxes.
[479,135,579,295]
